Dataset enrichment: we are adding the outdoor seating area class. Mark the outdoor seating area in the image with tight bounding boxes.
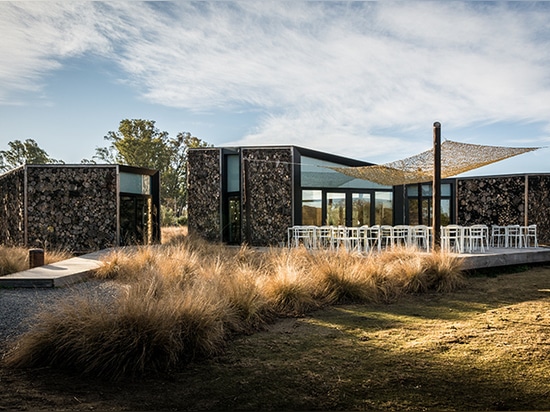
[287,224,538,254]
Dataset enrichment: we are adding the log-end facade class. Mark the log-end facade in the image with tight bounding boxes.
[188,146,550,246]
[0,164,161,253]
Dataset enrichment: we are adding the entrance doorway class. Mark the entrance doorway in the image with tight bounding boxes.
[120,195,151,245]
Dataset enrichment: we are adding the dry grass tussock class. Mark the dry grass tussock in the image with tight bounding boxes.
[0,245,72,276]
[4,239,464,379]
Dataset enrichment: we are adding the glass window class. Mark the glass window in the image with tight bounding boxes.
[375,191,393,225]
[407,185,419,196]
[352,193,371,227]
[226,155,240,192]
[422,184,432,197]
[119,172,151,195]
[301,156,390,189]
[441,183,451,197]
[326,192,346,226]
[302,190,322,226]
[441,199,451,226]
[408,199,419,225]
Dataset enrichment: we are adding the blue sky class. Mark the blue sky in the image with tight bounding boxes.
[1,1,549,176]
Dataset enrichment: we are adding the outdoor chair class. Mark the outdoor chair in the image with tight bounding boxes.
[392,225,410,248]
[505,225,522,248]
[522,224,538,248]
[315,226,333,250]
[441,225,464,253]
[364,225,381,252]
[464,224,488,253]
[290,226,316,249]
[410,225,430,252]
[490,225,506,248]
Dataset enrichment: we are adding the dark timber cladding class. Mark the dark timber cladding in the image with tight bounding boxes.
[0,164,160,253]
[187,148,222,241]
[456,174,550,244]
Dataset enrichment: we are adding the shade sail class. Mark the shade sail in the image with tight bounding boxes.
[328,140,541,186]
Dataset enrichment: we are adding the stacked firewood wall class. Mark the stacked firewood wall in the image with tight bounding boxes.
[187,149,222,242]
[25,166,118,252]
[457,174,550,244]
[527,175,550,244]
[242,148,292,246]
[0,167,25,246]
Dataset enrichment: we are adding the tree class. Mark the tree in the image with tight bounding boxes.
[94,119,172,172]
[163,132,212,216]
[0,139,60,172]
[95,119,212,219]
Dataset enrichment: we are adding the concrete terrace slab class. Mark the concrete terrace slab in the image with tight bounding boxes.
[458,247,550,271]
[0,249,112,288]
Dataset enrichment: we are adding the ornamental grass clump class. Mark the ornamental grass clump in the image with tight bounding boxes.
[0,246,72,276]
[312,251,381,304]
[0,245,27,276]
[258,248,320,317]
[5,271,229,379]
[5,239,465,379]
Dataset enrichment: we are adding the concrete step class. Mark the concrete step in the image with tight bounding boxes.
[0,249,112,288]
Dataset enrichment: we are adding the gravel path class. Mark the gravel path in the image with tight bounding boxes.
[0,279,121,352]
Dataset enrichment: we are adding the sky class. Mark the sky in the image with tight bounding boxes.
[1,1,550,177]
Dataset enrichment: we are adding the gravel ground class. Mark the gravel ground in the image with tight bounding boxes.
[0,279,121,353]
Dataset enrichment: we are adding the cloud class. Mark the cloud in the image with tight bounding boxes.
[2,1,550,161]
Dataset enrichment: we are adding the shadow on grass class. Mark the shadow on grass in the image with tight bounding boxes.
[4,266,550,411]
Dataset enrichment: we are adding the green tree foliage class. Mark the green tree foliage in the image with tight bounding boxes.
[0,139,60,172]
[95,119,212,219]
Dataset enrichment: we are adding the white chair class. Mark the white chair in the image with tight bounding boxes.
[505,225,522,248]
[380,225,395,249]
[392,225,410,248]
[441,225,464,253]
[490,225,506,248]
[364,225,381,252]
[290,226,316,249]
[345,227,362,253]
[330,226,348,251]
[410,225,430,252]
[464,224,488,253]
[522,224,538,248]
[315,226,333,250]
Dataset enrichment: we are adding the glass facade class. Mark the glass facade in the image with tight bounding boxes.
[326,192,347,226]
[300,155,393,227]
[226,154,240,192]
[302,190,322,226]
[301,156,388,189]
[375,191,393,225]
[119,172,151,195]
[406,183,453,225]
[352,193,371,227]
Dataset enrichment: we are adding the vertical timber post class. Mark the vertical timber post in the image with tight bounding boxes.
[432,122,442,251]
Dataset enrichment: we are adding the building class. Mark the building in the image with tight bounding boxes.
[187,145,550,246]
[0,164,161,253]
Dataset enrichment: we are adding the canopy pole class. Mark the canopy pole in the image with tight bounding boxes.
[432,122,441,251]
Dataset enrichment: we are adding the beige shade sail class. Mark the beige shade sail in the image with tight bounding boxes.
[328,140,541,186]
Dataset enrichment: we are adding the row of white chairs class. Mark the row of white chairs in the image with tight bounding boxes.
[287,225,431,253]
[490,224,538,249]
[287,224,538,254]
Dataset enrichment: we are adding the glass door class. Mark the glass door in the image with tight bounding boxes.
[352,193,371,227]
[326,192,346,226]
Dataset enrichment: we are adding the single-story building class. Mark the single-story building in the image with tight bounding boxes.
[187,145,550,246]
[0,164,161,253]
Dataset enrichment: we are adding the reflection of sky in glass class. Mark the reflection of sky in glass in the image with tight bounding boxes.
[301,156,390,189]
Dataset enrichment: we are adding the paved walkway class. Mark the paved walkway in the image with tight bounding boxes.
[0,249,112,288]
